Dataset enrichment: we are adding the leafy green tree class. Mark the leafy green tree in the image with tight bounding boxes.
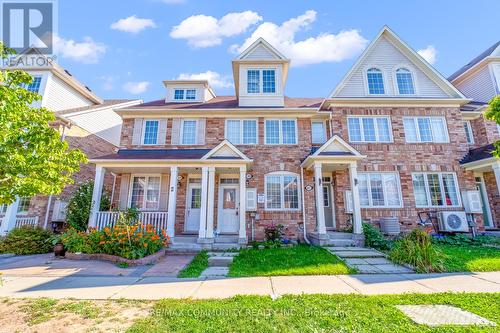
[0,42,87,205]
[485,95,500,157]
[66,181,111,231]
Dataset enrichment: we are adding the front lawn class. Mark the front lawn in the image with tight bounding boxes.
[130,293,500,333]
[177,250,209,278]
[437,244,500,272]
[228,245,353,277]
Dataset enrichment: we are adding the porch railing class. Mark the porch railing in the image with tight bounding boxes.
[95,211,168,231]
[15,216,39,228]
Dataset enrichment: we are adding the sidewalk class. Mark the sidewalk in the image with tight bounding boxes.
[1,272,499,300]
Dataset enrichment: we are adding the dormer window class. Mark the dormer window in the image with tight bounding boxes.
[366,68,385,95]
[23,76,42,93]
[173,89,196,101]
[396,68,415,95]
[247,69,276,94]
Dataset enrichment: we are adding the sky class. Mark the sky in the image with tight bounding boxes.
[53,0,500,102]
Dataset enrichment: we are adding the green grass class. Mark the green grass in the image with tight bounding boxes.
[128,293,500,333]
[177,250,209,278]
[437,244,500,272]
[228,245,353,277]
[20,298,100,325]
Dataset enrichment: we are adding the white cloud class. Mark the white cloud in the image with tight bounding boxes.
[177,70,233,89]
[170,11,262,48]
[54,35,106,64]
[418,45,437,65]
[231,10,368,67]
[122,81,150,94]
[110,15,157,34]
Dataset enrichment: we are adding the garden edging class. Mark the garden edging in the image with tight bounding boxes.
[64,248,167,266]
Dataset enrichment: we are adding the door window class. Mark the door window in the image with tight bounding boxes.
[223,189,236,209]
[190,188,201,209]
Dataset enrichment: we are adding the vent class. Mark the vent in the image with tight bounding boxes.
[64,69,72,76]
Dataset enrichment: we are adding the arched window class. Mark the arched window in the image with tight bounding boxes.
[396,68,415,94]
[366,68,385,94]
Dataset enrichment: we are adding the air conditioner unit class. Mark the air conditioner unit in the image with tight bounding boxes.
[344,190,353,213]
[438,211,469,232]
[52,200,68,221]
[462,190,482,213]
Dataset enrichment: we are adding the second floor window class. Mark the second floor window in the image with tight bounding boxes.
[403,117,448,143]
[463,121,474,144]
[367,68,385,94]
[225,119,258,144]
[348,117,392,142]
[265,119,297,145]
[311,121,326,144]
[181,120,197,145]
[143,120,159,145]
[247,69,276,94]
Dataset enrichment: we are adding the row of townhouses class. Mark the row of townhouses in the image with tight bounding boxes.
[1,27,499,250]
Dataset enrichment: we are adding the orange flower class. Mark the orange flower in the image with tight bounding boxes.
[144,243,148,247]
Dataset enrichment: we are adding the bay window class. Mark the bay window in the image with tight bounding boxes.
[130,176,161,210]
[265,173,299,210]
[412,173,460,207]
[358,173,402,207]
[225,119,258,144]
[265,119,297,144]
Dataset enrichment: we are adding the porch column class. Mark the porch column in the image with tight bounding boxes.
[166,166,178,238]
[198,166,209,239]
[493,161,500,198]
[314,162,326,234]
[206,167,216,239]
[88,165,105,229]
[0,197,20,235]
[349,162,362,234]
[238,165,247,241]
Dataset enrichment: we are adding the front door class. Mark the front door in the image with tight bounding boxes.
[185,182,201,233]
[475,177,493,228]
[323,184,335,229]
[218,185,239,234]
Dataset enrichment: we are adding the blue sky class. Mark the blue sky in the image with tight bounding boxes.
[55,0,499,102]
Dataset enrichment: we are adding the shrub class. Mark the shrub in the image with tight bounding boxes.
[0,226,53,255]
[432,234,500,247]
[362,223,391,251]
[61,222,170,259]
[264,224,284,242]
[389,229,444,273]
[66,181,111,231]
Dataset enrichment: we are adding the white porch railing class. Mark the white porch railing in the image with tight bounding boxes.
[15,216,39,228]
[95,211,168,231]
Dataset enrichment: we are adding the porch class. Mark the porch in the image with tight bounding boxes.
[0,196,40,235]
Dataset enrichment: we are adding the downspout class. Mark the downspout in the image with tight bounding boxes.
[300,166,310,244]
[44,123,69,229]
[329,112,334,138]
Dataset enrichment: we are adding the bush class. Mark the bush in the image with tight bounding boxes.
[61,220,170,259]
[66,181,111,231]
[389,229,444,273]
[264,224,284,242]
[432,234,500,247]
[0,226,53,255]
[362,223,391,251]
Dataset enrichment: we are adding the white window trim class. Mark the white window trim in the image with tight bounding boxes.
[358,172,403,208]
[412,172,462,208]
[392,65,419,96]
[364,67,387,96]
[246,67,278,95]
[141,119,161,145]
[464,120,475,144]
[403,116,450,143]
[128,174,162,211]
[264,118,298,145]
[224,119,258,145]
[311,120,327,144]
[264,171,301,211]
[347,116,393,143]
[180,119,198,145]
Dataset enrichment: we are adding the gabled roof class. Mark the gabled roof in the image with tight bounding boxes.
[236,37,288,61]
[449,41,500,81]
[328,26,466,100]
[301,135,365,168]
[201,140,251,161]
[55,99,141,116]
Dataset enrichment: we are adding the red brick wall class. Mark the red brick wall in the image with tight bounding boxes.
[470,116,500,148]
[483,171,500,228]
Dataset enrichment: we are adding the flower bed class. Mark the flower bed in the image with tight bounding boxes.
[65,248,167,266]
[61,222,170,260]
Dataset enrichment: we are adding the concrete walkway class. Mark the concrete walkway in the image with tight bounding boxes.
[0,272,499,300]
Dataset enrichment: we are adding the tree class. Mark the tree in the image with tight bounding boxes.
[66,181,110,231]
[0,43,87,205]
[485,95,500,157]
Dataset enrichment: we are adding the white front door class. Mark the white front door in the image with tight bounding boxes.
[185,183,201,232]
[218,185,239,234]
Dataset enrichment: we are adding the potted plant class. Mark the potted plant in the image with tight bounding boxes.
[50,234,66,257]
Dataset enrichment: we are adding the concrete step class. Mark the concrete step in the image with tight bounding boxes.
[332,250,386,258]
[212,243,240,251]
[325,246,372,252]
[208,256,234,267]
[215,236,239,243]
[327,232,354,240]
[167,243,202,253]
[323,239,356,247]
[200,267,229,278]
[173,235,198,244]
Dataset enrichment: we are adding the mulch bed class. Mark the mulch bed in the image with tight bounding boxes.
[64,248,167,266]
